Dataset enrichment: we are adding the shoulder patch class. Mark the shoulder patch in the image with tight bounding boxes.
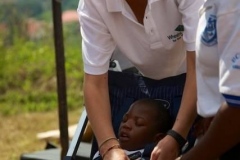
[232,53,240,69]
[201,15,217,46]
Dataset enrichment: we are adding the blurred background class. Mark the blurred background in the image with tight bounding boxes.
[0,0,84,159]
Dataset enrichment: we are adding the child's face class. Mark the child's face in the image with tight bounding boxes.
[118,103,159,151]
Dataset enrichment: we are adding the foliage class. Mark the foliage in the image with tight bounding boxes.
[0,0,84,115]
[0,0,79,22]
[62,0,79,11]
[0,20,83,115]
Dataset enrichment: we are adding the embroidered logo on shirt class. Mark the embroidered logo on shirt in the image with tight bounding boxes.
[167,25,184,42]
[201,15,217,46]
[167,25,183,42]
[175,25,184,32]
[167,32,183,42]
[232,53,240,69]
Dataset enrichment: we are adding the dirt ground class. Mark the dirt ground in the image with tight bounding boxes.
[0,109,82,160]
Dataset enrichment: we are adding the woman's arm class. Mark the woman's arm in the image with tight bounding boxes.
[84,72,113,145]
[151,51,198,160]
[172,51,198,138]
[84,72,128,160]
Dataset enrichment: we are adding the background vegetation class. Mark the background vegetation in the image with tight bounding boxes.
[0,0,84,115]
[0,1,84,159]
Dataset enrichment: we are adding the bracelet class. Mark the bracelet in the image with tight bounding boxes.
[102,144,121,159]
[99,137,118,150]
[167,129,187,149]
[176,155,183,160]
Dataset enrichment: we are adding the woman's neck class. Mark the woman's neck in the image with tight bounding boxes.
[126,0,147,25]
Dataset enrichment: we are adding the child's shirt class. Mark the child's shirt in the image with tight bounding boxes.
[92,143,155,160]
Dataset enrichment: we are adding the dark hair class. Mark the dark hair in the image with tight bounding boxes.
[135,98,173,133]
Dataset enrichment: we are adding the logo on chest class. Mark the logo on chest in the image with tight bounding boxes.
[201,15,217,46]
[167,25,184,42]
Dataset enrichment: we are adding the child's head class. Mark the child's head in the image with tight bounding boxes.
[118,98,172,151]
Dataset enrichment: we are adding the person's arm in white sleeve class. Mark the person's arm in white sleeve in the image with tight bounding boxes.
[151,0,204,159]
[180,7,240,160]
[78,1,128,159]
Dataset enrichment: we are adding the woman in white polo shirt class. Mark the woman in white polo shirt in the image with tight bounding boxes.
[77,0,203,159]
[178,0,240,159]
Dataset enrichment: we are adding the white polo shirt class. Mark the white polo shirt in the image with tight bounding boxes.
[196,0,240,117]
[77,0,203,80]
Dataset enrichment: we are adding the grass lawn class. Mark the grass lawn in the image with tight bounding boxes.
[0,109,82,160]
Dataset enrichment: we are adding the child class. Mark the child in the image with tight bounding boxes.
[93,98,173,160]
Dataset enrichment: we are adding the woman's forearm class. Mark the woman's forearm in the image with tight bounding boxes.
[83,73,116,145]
[172,51,198,138]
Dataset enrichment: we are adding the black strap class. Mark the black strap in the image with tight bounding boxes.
[167,129,187,150]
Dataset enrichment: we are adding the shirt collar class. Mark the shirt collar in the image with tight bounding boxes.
[106,0,160,12]
[149,0,160,3]
[106,0,122,12]
[148,0,160,9]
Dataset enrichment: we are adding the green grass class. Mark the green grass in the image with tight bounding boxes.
[0,22,84,115]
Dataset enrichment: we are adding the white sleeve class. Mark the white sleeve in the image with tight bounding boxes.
[218,10,240,107]
[177,0,204,51]
[77,0,116,75]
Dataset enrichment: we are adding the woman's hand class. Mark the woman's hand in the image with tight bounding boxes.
[103,148,129,160]
[150,135,179,160]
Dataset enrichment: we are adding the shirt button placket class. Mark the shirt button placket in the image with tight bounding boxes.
[144,14,151,35]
